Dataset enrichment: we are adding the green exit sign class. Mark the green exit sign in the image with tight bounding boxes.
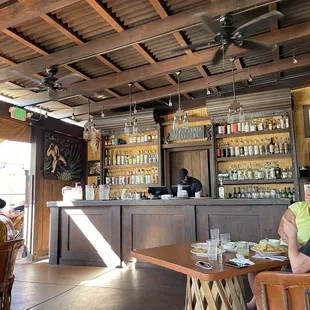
[9,107,27,121]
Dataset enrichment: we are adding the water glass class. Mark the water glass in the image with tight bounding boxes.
[237,241,249,258]
[210,228,220,245]
[206,239,218,261]
[220,233,231,245]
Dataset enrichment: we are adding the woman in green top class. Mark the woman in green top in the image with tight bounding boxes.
[278,192,310,245]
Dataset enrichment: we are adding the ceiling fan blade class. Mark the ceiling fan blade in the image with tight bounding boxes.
[7,87,43,91]
[172,41,219,52]
[239,39,276,51]
[232,10,284,39]
[48,89,59,101]
[10,70,42,84]
[55,73,84,86]
[195,13,222,35]
[212,45,228,65]
[66,88,104,99]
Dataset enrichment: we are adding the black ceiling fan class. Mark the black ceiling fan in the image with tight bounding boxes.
[8,65,103,100]
[176,10,284,65]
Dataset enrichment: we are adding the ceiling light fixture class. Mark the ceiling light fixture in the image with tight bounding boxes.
[227,58,245,124]
[172,71,188,132]
[207,88,211,95]
[101,109,105,118]
[124,83,138,135]
[44,112,48,119]
[168,94,172,107]
[83,98,98,141]
[248,74,253,83]
[71,112,75,120]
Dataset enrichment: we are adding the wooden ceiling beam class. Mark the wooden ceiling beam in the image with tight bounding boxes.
[0,0,278,81]
[235,58,249,88]
[150,0,219,95]
[46,52,310,118]
[0,0,82,30]
[85,0,190,97]
[13,20,310,106]
[40,13,122,96]
[269,3,281,81]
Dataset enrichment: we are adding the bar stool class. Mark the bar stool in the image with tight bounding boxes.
[0,239,24,310]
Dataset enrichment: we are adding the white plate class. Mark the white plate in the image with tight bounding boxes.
[251,248,287,256]
[191,243,208,248]
[190,247,226,257]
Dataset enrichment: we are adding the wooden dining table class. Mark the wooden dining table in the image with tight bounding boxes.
[131,243,289,310]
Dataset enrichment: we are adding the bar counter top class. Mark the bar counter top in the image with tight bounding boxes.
[47,198,290,207]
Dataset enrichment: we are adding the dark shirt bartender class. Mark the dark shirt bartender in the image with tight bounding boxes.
[180,168,202,197]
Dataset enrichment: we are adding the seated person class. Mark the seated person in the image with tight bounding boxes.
[247,195,310,309]
[283,215,310,273]
[0,198,15,242]
[278,192,310,245]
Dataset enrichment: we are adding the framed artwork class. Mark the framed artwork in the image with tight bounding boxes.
[303,105,310,138]
[88,161,100,176]
[44,132,83,180]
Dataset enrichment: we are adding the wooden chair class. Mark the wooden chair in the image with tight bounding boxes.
[254,271,310,310]
[0,239,24,310]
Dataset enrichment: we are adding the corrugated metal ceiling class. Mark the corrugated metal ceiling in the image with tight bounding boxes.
[141,76,171,90]
[163,0,208,14]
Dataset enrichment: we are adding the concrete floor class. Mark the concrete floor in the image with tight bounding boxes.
[11,260,186,310]
[11,259,252,310]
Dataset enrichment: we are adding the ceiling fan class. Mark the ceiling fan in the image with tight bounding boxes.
[9,65,103,100]
[176,10,284,65]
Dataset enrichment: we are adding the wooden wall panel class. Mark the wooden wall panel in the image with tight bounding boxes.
[196,204,287,243]
[122,205,196,261]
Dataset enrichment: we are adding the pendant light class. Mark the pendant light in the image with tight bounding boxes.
[124,83,138,135]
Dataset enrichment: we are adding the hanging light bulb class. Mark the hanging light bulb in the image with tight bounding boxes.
[83,128,88,141]
[168,94,172,107]
[44,112,48,119]
[71,112,75,120]
[183,114,189,129]
[248,74,253,83]
[133,102,137,114]
[101,110,105,118]
[207,88,211,95]
[172,116,178,131]
[293,52,297,64]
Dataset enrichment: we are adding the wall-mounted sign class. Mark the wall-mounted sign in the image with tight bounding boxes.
[9,107,27,121]
[170,125,211,141]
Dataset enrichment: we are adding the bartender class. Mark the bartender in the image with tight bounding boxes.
[180,168,202,197]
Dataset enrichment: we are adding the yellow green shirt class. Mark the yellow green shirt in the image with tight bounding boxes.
[289,201,310,244]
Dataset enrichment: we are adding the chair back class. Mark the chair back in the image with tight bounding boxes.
[254,271,310,310]
[0,239,24,283]
[0,222,7,244]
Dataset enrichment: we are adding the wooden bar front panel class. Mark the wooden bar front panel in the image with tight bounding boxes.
[59,206,121,266]
[122,205,196,261]
[196,204,288,242]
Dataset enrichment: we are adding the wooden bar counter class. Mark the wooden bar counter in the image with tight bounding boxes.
[47,198,290,267]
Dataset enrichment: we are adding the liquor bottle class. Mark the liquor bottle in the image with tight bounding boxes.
[292,189,295,202]
[227,123,231,134]
[120,151,125,165]
[217,124,222,135]
[222,121,227,134]
[237,187,241,198]
[268,119,273,130]
[274,138,279,154]
[235,140,240,157]
[221,143,227,157]
[280,116,285,129]
[109,150,113,166]
[241,187,246,198]
[125,153,129,165]
[284,137,289,154]
[239,140,244,156]
[254,139,259,156]
[272,119,277,130]
[139,151,144,164]
[287,187,292,201]
[275,164,281,179]
[250,120,256,132]
[104,150,108,166]
[230,140,235,157]
[264,138,270,154]
[244,140,249,156]
[245,121,250,132]
[259,139,264,155]
[257,119,263,131]
[116,151,121,166]
[247,164,254,180]
[285,115,289,128]
[218,179,225,199]
[144,151,148,164]
[217,144,222,158]
[232,166,238,181]
[233,187,237,198]
[276,119,281,129]
[279,137,284,154]
[269,138,275,154]
[248,140,254,156]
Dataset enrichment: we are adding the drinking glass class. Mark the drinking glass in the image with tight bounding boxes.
[220,233,231,245]
[210,228,220,245]
[206,239,218,261]
[237,241,249,258]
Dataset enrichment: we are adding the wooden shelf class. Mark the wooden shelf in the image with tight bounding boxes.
[216,128,289,139]
[104,163,158,169]
[162,141,211,149]
[222,179,294,185]
[217,153,291,162]
[108,184,159,188]
[105,141,158,149]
